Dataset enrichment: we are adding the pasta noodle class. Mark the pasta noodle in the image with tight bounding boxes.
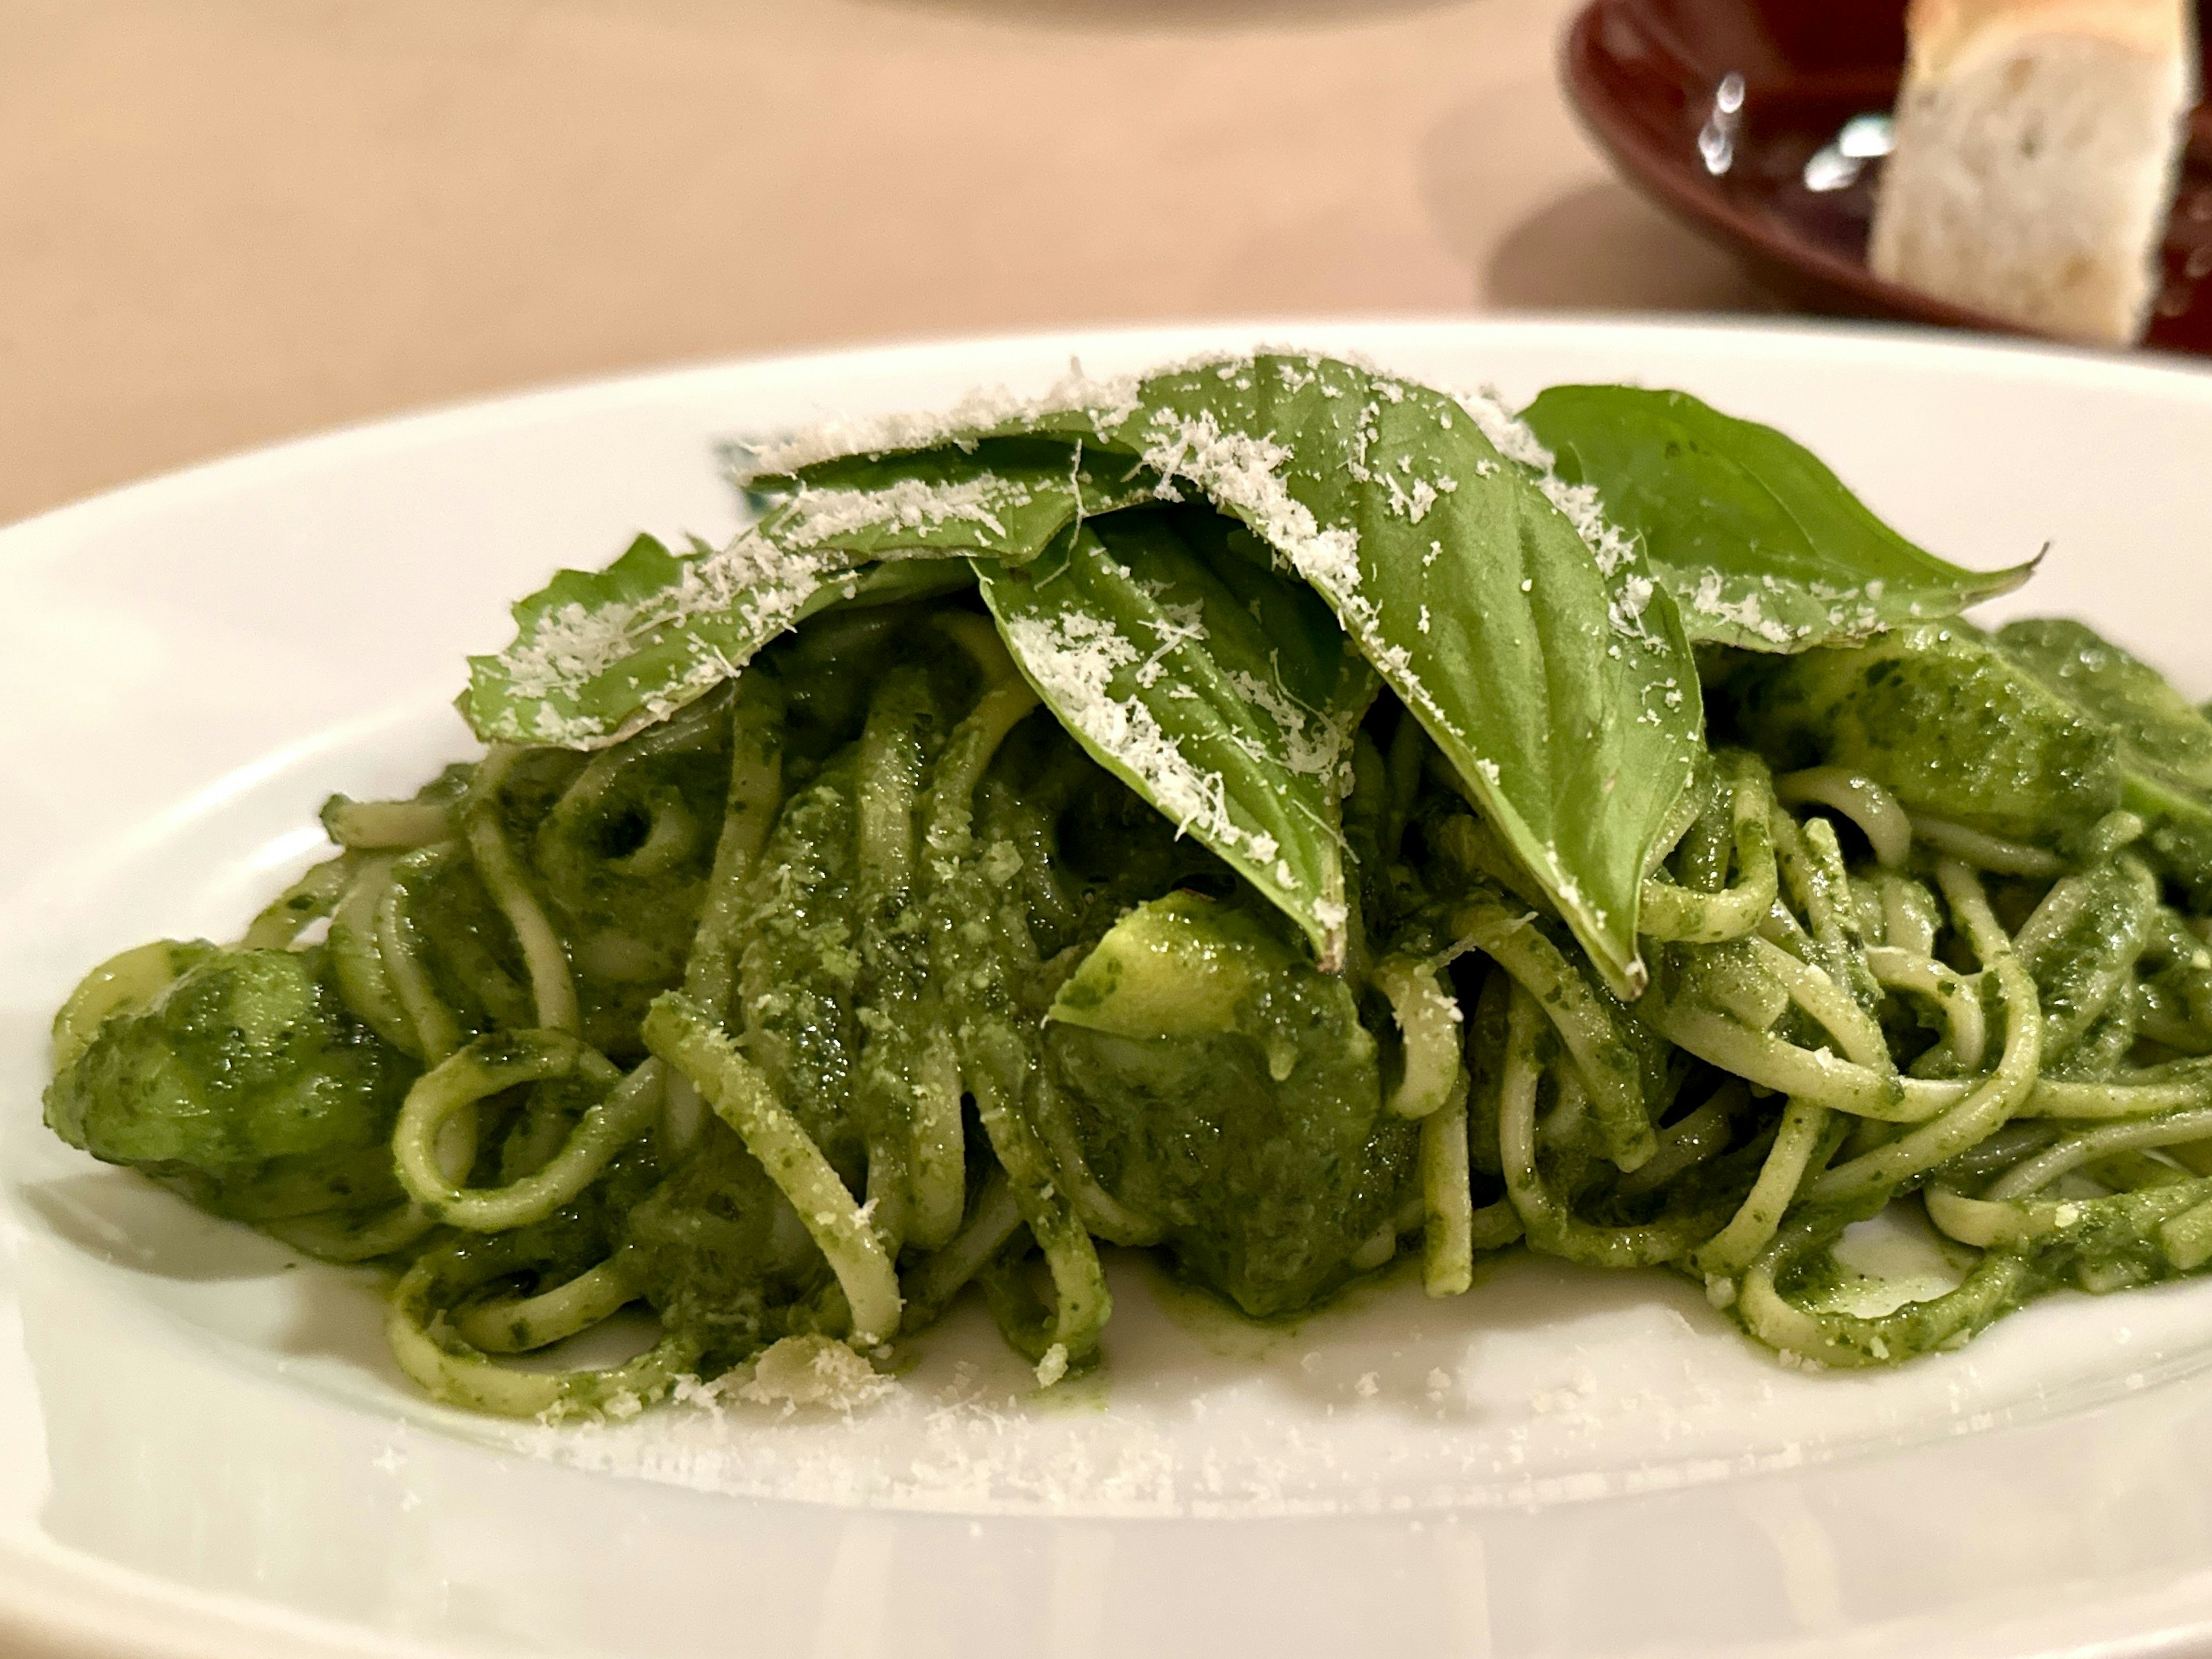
[42,357,2212,1417]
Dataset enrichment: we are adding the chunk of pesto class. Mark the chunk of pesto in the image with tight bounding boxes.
[44,945,419,1222]
[1997,618,2212,905]
[1046,893,1415,1317]
[1726,622,2120,843]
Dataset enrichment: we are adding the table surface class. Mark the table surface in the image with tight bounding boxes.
[0,0,1764,527]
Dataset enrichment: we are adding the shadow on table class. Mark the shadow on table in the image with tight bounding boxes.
[867,0,1471,31]
[1480,181,1776,312]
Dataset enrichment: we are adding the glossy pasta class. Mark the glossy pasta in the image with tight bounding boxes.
[44,356,2212,1417]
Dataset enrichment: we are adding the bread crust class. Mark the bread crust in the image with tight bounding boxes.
[1904,0,2195,81]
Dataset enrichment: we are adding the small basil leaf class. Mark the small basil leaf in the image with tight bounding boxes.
[749,437,1161,540]
[1521,385,2035,652]
[977,510,1372,968]
[464,441,1142,749]
[807,558,979,613]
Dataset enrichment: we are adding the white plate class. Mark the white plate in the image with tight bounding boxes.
[6,319,2212,1659]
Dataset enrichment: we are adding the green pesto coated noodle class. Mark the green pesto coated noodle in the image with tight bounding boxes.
[239,854,359,950]
[452,1259,639,1354]
[1640,752,1779,944]
[1615,1081,1744,1198]
[328,855,417,1054]
[376,846,468,1064]
[46,357,2212,1421]
[899,1169,1027,1332]
[1450,897,1656,1172]
[464,747,581,1036]
[643,993,904,1349]
[1806,862,2043,1206]
[262,1200,437,1265]
[1866,946,1987,1073]
[1908,816,2069,878]
[1691,1095,1830,1275]
[1421,1070,1476,1296]
[1498,987,1726,1268]
[393,1033,657,1230]
[324,799,453,851]
[1745,934,1891,1072]
[388,1241,700,1419]
[1775,767,1912,869]
[1376,952,1465,1120]
[962,1020,1112,1363]
[683,675,787,1018]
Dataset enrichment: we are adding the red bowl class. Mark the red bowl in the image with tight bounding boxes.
[1562,0,2212,354]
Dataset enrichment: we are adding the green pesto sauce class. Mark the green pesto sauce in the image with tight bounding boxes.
[1726,622,2120,842]
[44,945,419,1221]
[1998,618,2212,904]
[50,564,2212,1408]
[1048,893,1415,1319]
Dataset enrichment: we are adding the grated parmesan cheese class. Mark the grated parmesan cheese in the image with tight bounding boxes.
[1035,1344,1070,1388]
[1689,571,1800,646]
[732,362,1144,480]
[736,1335,898,1412]
[779,474,1024,548]
[998,606,1244,859]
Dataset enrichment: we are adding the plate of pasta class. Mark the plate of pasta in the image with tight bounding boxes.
[6,317,2212,1659]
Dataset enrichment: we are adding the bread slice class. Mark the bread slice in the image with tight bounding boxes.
[1868,0,2199,344]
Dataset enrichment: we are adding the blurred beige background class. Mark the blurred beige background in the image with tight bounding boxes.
[0,0,1761,526]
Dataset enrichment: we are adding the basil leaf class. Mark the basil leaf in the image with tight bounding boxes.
[817,558,979,612]
[468,354,1703,992]
[747,437,1159,545]
[977,510,1373,968]
[1067,356,1700,998]
[1521,385,2035,653]
[464,441,1152,748]
[1997,618,2212,904]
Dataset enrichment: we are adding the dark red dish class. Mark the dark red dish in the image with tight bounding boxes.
[1562,0,2212,354]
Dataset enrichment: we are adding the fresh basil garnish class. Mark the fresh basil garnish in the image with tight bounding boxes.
[1066,357,1702,997]
[1521,384,2035,652]
[979,509,1373,968]
[465,441,1154,748]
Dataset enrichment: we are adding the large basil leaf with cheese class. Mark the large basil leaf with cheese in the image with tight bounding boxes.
[464,439,1154,747]
[1058,357,1702,998]
[978,510,1373,968]
[1521,384,2035,652]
